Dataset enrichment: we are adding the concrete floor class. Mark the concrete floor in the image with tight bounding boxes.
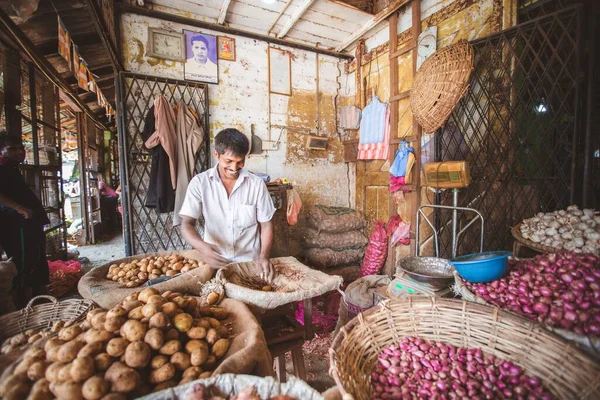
[76,233,125,271]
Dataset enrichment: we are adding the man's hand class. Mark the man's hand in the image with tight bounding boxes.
[257,256,274,283]
[16,206,32,219]
[198,243,231,269]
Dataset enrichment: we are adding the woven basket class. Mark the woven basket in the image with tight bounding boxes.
[329,297,600,400]
[410,40,474,133]
[511,223,561,253]
[0,295,94,342]
[453,271,600,357]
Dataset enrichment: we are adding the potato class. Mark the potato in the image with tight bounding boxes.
[121,300,142,313]
[165,328,180,341]
[51,320,66,333]
[106,338,129,357]
[59,325,83,341]
[120,320,147,342]
[144,328,164,351]
[207,317,221,328]
[195,318,211,329]
[78,342,105,358]
[149,363,176,384]
[29,378,52,400]
[182,366,203,379]
[161,302,178,317]
[104,317,126,333]
[45,362,65,382]
[71,356,95,382]
[4,381,31,400]
[171,296,187,309]
[206,292,220,306]
[165,270,177,277]
[170,351,191,371]
[15,356,39,375]
[148,312,170,330]
[87,309,106,324]
[217,326,230,339]
[186,327,207,340]
[151,355,169,369]
[204,355,217,369]
[190,346,209,366]
[199,371,212,379]
[179,376,195,385]
[161,290,173,298]
[173,313,193,333]
[50,381,83,400]
[45,338,66,353]
[82,376,110,400]
[104,362,141,393]
[159,340,181,356]
[138,288,159,304]
[152,380,176,392]
[28,333,43,344]
[212,338,230,359]
[146,295,166,305]
[141,303,161,319]
[84,329,114,344]
[1,343,17,354]
[0,372,28,396]
[185,339,208,355]
[206,328,219,345]
[91,312,108,330]
[27,360,50,380]
[100,393,127,400]
[198,307,213,317]
[24,347,46,361]
[94,353,115,372]
[127,306,144,320]
[57,363,73,382]
[124,341,151,368]
[210,307,229,320]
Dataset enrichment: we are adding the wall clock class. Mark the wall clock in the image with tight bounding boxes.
[147,28,186,62]
[417,26,438,70]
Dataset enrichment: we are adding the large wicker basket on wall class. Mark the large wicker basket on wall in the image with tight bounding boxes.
[329,297,600,400]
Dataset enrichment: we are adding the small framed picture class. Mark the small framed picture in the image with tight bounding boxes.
[217,36,236,61]
[268,47,292,96]
[183,30,218,84]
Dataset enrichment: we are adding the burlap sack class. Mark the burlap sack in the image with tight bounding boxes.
[139,374,323,400]
[0,260,16,315]
[218,257,343,309]
[302,228,368,250]
[306,205,367,233]
[77,250,214,309]
[305,247,364,269]
[453,272,600,358]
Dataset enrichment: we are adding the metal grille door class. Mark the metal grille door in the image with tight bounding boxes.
[431,6,583,257]
[117,73,210,255]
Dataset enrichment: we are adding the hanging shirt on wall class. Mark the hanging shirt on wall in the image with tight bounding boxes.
[357,107,390,160]
[358,96,387,144]
[340,105,361,130]
[173,101,205,227]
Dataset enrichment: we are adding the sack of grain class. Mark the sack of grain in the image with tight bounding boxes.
[306,205,367,233]
[78,250,214,309]
[305,247,364,269]
[302,228,368,250]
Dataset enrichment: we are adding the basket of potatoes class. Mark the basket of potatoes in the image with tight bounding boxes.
[0,287,273,399]
[78,250,215,309]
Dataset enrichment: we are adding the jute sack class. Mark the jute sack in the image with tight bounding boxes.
[302,228,368,250]
[306,205,366,233]
[139,374,323,400]
[77,250,214,309]
[218,257,343,310]
[453,272,600,358]
[305,247,364,269]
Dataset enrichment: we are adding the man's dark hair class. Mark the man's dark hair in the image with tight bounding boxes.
[0,134,22,150]
[190,35,209,49]
[214,129,249,157]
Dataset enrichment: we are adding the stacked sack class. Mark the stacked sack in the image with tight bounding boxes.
[302,205,368,279]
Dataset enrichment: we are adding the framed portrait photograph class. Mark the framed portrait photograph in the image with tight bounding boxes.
[217,36,236,61]
[268,47,291,96]
[183,30,218,84]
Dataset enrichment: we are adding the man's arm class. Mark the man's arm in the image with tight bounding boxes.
[180,215,230,269]
[257,220,274,282]
[0,193,32,219]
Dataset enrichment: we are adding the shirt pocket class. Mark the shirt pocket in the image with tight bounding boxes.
[234,204,257,230]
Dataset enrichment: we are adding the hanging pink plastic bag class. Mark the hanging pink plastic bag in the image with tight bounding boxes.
[387,214,411,246]
[360,221,388,277]
[287,188,302,225]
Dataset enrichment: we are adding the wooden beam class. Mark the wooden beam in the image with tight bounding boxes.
[277,0,317,39]
[217,0,232,24]
[118,3,353,60]
[389,42,415,59]
[389,90,410,102]
[410,0,422,257]
[84,0,123,71]
[336,0,411,52]
[0,7,108,130]
[267,0,293,35]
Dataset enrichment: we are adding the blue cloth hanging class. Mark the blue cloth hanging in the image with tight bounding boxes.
[390,141,414,177]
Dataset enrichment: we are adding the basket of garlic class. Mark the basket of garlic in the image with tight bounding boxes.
[513,205,600,255]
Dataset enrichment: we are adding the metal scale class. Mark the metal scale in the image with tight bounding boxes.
[387,161,485,299]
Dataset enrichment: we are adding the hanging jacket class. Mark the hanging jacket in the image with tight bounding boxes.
[173,101,205,227]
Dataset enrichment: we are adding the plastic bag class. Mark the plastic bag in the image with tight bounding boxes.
[360,221,388,277]
[287,188,302,225]
[390,141,414,177]
[387,215,411,246]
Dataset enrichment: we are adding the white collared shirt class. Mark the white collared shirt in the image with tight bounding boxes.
[179,166,276,262]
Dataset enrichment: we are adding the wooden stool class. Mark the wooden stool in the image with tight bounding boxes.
[269,339,306,382]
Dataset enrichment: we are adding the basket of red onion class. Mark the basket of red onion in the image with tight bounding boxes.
[454,251,600,356]
[329,297,600,400]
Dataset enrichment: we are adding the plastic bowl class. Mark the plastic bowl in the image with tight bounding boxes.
[450,251,511,283]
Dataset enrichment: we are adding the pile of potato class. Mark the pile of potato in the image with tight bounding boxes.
[106,254,206,288]
[183,384,297,400]
[1,320,69,355]
[0,288,232,399]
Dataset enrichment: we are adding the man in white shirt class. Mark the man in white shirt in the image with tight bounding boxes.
[185,35,218,84]
[179,129,276,282]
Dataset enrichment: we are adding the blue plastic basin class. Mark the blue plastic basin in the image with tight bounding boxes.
[450,251,511,283]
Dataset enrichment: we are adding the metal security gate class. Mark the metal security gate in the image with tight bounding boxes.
[431,5,584,257]
[117,73,210,255]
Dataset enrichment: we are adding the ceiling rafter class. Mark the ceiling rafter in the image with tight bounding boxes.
[277,0,317,39]
[217,0,232,24]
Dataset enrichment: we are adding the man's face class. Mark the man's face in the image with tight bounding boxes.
[191,40,208,64]
[215,150,245,180]
[0,141,25,163]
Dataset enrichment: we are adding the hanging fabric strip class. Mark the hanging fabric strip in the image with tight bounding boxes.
[57,17,71,65]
